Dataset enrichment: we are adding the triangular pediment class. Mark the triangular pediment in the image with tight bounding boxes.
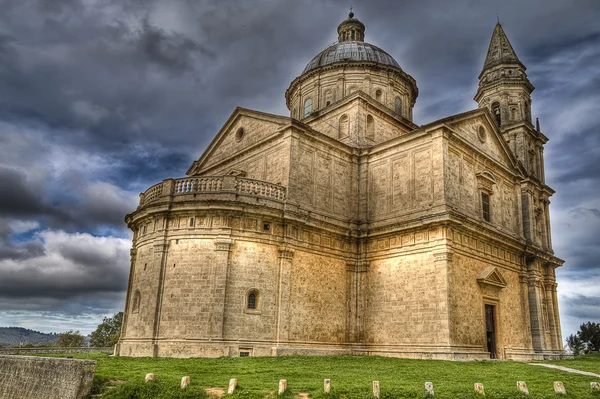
[443,109,521,174]
[187,107,290,175]
[477,266,508,289]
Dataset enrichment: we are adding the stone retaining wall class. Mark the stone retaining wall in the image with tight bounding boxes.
[0,347,112,355]
[0,355,96,399]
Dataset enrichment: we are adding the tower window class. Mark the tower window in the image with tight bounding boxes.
[394,97,402,116]
[303,98,312,117]
[351,30,355,40]
[375,89,382,102]
[481,192,491,222]
[491,102,501,126]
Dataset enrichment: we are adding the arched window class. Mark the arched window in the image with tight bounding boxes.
[132,290,141,314]
[375,89,382,102]
[303,98,312,117]
[491,102,501,126]
[394,97,402,116]
[246,289,259,312]
[511,108,519,121]
[366,115,375,140]
[524,101,531,122]
[339,114,349,138]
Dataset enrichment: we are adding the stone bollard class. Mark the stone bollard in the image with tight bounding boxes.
[474,383,484,395]
[372,381,380,398]
[425,382,434,397]
[516,381,528,395]
[228,378,238,394]
[324,379,331,393]
[181,376,191,389]
[591,382,600,391]
[278,379,287,395]
[554,381,566,394]
[145,373,155,383]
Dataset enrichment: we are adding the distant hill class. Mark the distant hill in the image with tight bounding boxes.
[0,327,59,347]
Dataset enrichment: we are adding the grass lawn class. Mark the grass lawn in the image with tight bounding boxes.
[40,353,600,399]
[534,353,600,375]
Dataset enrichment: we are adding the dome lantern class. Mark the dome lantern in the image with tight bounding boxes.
[337,11,365,42]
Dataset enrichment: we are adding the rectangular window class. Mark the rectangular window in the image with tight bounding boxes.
[481,192,491,222]
[189,217,195,226]
[239,351,250,357]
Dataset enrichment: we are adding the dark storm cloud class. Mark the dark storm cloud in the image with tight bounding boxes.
[0,167,49,217]
[0,0,599,334]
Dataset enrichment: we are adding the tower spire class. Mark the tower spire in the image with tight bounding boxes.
[481,22,524,73]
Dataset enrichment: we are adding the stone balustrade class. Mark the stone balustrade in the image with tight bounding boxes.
[139,176,287,206]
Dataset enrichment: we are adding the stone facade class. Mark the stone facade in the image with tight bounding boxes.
[0,355,95,399]
[117,15,566,360]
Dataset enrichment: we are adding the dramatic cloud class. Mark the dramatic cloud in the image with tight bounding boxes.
[0,0,598,338]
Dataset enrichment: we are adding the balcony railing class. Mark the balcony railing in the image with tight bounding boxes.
[139,176,286,206]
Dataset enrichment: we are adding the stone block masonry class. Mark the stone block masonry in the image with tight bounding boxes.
[0,355,95,399]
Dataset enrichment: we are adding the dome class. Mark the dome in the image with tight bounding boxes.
[302,41,402,74]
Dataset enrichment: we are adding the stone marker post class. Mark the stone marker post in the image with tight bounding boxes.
[425,382,434,397]
[372,381,380,398]
[324,379,331,393]
[278,379,287,395]
[474,383,484,395]
[228,378,238,394]
[145,373,154,383]
[553,381,566,394]
[181,376,190,389]
[591,382,600,391]
[517,381,528,395]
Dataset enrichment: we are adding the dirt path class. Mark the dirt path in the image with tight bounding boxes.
[529,363,600,378]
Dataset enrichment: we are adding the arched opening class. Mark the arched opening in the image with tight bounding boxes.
[375,89,382,102]
[394,96,402,116]
[366,115,375,140]
[132,290,141,314]
[303,98,312,117]
[524,101,531,122]
[491,102,501,126]
[339,114,349,139]
[246,289,259,311]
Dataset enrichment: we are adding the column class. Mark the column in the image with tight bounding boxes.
[551,279,564,350]
[544,274,559,350]
[544,199,553,250]
[276,247,294,343]
[118,248,137,349]
[518,270,533,350]
[209,237,233,339]
[527,259,546,352]
[151,241,169,357]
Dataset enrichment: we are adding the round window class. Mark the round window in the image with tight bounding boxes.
[235,127,245,142]
[478,126,487,143]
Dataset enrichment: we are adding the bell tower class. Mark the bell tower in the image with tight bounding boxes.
[474,23,534,127]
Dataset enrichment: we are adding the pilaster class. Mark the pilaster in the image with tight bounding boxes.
[209,237,233,339]
[527,260,546,352]
[276,247,294,343]
[152,241,169,357]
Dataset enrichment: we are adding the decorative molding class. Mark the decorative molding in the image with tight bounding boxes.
[346,260,370,272]
[278,247,295,259]
[433,251,454,263]
[477,266,508,290]
[214,238,233,251]
[153,243,168,252]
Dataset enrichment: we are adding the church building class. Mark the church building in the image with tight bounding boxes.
[117,13,566,360]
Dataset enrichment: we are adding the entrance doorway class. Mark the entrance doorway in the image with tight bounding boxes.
[485,304,497,359]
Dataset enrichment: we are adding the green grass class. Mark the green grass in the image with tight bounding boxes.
[36,353,600,399]
[534,353,600,374]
